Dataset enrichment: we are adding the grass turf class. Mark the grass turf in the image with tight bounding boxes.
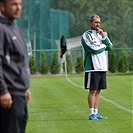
[26,74,133,133]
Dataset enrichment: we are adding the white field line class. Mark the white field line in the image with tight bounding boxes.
[100,95,133,114]
[66,77,133,114]
[66,78,83,88]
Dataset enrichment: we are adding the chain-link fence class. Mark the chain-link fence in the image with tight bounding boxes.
[28,48,133,74]
[17,0,133,74]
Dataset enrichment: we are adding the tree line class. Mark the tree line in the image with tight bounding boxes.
[29,50,132,75]
[51,0,133,48]
[19,0,133,49]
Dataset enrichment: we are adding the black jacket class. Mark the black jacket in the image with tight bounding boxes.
[0,14,30,96]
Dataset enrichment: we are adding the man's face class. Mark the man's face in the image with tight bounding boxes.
[89,16,101,30]
[1,0,22,21]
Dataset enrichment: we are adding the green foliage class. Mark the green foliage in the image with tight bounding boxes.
[19,0,132,49]
[63,53,72,74]
[51,0,132,48]
[39,51,48,74]
[66,53,72,74]
[29,55,36,74]
[109,50,117,73]
[118,51,127,73]
[128,51,133,72]
[75,56,83,74]
[50,52,60,74]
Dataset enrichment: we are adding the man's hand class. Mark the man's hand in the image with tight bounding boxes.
[25,89,31,103]
[96,28,105,38]
[0,93,13,109]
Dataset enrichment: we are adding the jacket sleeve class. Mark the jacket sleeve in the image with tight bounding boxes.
[81,32,107,54]
[102,36,113,50]
[0,25,9,95]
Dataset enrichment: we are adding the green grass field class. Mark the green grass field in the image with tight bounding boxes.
[26,74,133,133]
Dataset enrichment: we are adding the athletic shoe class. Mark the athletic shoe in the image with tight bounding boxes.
[89,114,99,120]
[96,113,107,120]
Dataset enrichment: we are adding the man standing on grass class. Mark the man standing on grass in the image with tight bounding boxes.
[81,14,113,120]
[0,0,31,132]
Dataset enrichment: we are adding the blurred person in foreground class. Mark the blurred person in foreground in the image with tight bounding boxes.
[81,14,113,120]
[0,0,31,132]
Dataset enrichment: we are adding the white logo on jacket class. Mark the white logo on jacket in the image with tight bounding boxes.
[5,54,10,64]
[12,36,17,40]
